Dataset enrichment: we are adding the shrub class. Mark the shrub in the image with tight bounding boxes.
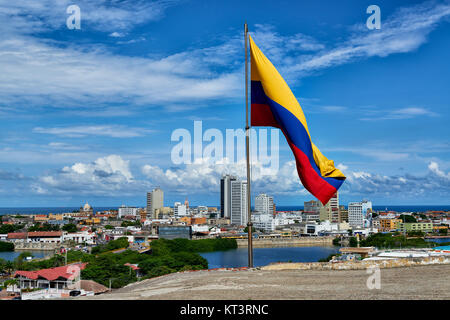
[0,241,14,252]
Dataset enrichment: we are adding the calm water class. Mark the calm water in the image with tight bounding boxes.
[0,207,116,215]
[426,237,450,244]
[200,246,340,269]
[0,250,53,261]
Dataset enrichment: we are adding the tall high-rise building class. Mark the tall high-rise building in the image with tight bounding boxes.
[220,175,237,218]
[319,192,340,223]
[230,180,248,226]
[303,200,322,222]
[348,200,372,228]
[255,194,274,215]
[339,205,348,223]
[330,192,341,223]
[147,188,164,219]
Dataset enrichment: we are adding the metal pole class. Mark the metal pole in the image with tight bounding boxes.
[244,22,253,268]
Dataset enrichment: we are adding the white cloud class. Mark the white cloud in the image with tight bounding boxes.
[33,125,153,138]
[22,155,450,200]
[0,1,447,112]
[337,161,450,198]
[360,107,439,121]
[141,157,303,195]
[290,1,450,74]
[0,0,176,34]
[428,161,450,179]
[109,32,125,38]
[36,155,138,195]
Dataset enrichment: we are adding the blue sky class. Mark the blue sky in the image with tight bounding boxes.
[0,0,449,207]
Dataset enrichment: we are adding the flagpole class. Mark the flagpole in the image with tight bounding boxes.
[244,22,253,268]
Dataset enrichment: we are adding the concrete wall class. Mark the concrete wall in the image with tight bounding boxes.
[261,256,450,271]
[14,242,58,251]
[236,236,334,248]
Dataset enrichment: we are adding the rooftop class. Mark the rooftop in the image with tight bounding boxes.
[14,263,87,281]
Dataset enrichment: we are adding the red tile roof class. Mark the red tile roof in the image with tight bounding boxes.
[7,232,27,239]
[27,231,62,237]
[14,263,87,281]
[124,263,140,271]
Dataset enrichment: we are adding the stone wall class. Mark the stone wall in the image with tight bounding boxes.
[260,256,450,271]
[236,236,334,248]
[14,242,58,251]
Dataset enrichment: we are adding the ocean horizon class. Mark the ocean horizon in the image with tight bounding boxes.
[0,205,449,216]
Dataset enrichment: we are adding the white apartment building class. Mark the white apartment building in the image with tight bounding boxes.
[191,225,209,233]
[174,202,187,217]
[303,221,339,236]
[252,212,302,232]
[348,200,372,228]
[230,180,248,226]
[118,205,140,218]
[255,194,274,215]
[252,213,276,232]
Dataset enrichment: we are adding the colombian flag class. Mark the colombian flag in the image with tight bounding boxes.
[250,36,345,205]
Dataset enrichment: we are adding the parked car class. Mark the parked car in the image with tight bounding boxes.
[69,290,81,297]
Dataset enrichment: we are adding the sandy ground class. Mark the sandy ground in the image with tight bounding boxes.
[79,264,450,300]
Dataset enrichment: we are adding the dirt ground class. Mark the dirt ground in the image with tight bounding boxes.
[79,264,450,300]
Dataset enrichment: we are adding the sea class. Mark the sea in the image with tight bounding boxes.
[0,207,116,216]
[0,205,449,216]
[276,205,450,213]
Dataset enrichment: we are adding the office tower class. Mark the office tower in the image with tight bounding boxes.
[255,194,274,215]
[220,175,237,218]
[230,180,248,226]
[348,200,372,228]
[174,202,187,218]
[147,188,164,218]
[339,205,348,223]
[303,200,321,222]
[330,192,340,223]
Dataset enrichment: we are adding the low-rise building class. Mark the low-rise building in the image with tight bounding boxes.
[379,218,402,232]
[33,215,49,223]
[14,263,86,291]
[158,225,192,240]
[398,222,433,233]
[63,231,96,245]
[118,205,140,218]
[27,231,63,243]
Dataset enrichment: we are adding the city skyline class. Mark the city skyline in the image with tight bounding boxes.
[1,0,450,206]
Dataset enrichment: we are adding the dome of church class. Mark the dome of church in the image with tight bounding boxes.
[83,203,92,211]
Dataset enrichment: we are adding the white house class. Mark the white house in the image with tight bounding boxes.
[63,231,96,245]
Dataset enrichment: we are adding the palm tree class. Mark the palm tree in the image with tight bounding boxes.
[5,261,14,275]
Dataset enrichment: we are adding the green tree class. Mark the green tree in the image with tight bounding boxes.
[0,241,14,252]
[243,226,256,233]
[0,223,24,234]
[399,215,417,223]
[62,223,78,233]
[81,254,137,288]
